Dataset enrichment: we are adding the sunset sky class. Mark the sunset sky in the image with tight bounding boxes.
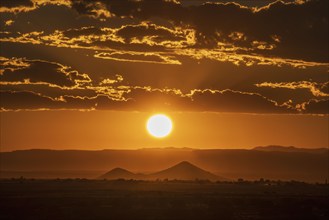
[0,0,328,151]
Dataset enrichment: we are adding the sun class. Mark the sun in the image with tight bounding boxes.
[146,114,173,138]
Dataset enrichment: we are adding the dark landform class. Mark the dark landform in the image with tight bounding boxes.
[1,146,328,182]
[99,161,226,181]
[0,178,328,220]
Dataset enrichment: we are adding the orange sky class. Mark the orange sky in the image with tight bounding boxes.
[0,0,328,151]
[1,110,328,151]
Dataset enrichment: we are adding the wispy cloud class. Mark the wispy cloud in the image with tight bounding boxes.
[255,81,329,97]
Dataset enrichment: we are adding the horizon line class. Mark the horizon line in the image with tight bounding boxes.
[1,145,329,153]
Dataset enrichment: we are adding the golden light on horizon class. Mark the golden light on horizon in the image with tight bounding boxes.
[146,114,173,138]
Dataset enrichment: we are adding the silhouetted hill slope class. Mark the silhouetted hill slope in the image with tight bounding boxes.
[1,147,328,182]
[150,161,224,181]
[99,168,143,180]
[98,161,225,181]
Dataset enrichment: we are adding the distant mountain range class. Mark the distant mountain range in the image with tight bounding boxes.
[99,161,225,181]
[253,145,328,153]
[1,146,328,182]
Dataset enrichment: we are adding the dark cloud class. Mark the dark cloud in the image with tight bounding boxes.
[253,81,329,106]
[116,23,185,43]
[0,1,328,115]
[2,1,327,66]
[69,0,328,63]
[189,89,294,113]
[0,79,299,114]
[61,94,117,110]
[0,4,110,34]
[94,51,181,65]
[0,0,33,8]
[124,87,295,113]
[62,26,105,38]
[123,87,187,111]
[92,39,166,52]
[0,58,91,88]
[303,99,329,114]
[0,83,98,99]
[178,0,281,7]
[0,91,124,110]
[1,81,327,114]
[0,90,63,110]
[320,82,329,95]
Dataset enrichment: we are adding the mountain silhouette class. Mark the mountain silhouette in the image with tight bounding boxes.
[253,145,328,153]
[2,147,328,182]
[150,161,224,181]
[99,168,143,180]
[99,161,226,181]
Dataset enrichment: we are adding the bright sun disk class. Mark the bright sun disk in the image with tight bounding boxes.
[146,114,173,138]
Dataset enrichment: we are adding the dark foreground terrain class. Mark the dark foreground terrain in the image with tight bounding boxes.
[0,179,328,220]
